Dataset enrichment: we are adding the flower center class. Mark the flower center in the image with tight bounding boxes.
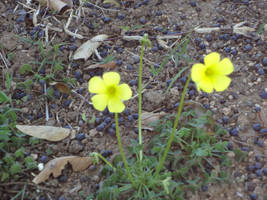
[107,85,117,96]
[205,68,213,76]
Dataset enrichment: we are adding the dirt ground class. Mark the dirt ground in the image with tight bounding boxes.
[0,0,266,199]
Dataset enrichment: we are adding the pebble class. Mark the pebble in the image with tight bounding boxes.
[68,140,84,153]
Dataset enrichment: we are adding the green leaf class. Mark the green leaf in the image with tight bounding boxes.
[10,162,22,175]
[5,71,11,91]
[0,91,11,103]
[24,156,37,169]
[164,66,188,94]
[1,172,9,181]
[4,154,15,165]
[20,64,32,75]
[15,147,25,159]
[0,129,11,141]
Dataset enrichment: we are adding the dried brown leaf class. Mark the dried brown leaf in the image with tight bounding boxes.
[16,125,70,141]
[136,112,165,130]
[40,0,73,13]
[85,62,117,70]
[33,156,93,184]
[73,34,108,60]
[50,82,71,94]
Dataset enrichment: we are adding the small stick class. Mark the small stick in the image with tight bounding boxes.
[0,52,9,69]
[43,82,49,122]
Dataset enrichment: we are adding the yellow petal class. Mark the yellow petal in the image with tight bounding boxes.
[103,72,120,86]
[117,84,132,100]
[204,52,220,67]
[91,94,108,111]
[191,63,206,82]
[108,98,125,113]
[213,75,231,92]
[198,78,214,93]
[215,58,234,75]
[88,76,106,93]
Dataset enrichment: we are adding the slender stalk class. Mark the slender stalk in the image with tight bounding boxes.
[95,153,116,171]
[154,76,191,178]
[115,113,135,185]
[138,43,145,161]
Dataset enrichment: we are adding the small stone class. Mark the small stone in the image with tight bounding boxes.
[69,140,84,153]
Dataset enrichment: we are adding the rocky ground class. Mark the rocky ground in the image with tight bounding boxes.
[0,0,266,199]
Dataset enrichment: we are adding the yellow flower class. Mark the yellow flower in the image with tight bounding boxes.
[191,52,234,93]
[88,72,132,113]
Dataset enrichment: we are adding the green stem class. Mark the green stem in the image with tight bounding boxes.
[138,42,145,161]
[96,153,116,171]
[115,113,135,185]
[154,75,191,178]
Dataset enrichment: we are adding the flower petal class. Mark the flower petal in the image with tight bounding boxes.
[103,72,120,86]
[213,75,231,92]
[198,78,214,93]
[117,84,132,100]
[215,58,234,75]
[91,94,108,111]
[88,76,106,93]
[191,63,206,82]
[108,98,125,113]
[204,52,220,67]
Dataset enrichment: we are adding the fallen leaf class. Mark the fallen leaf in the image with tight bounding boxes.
[135,112,166,130]
[33,156,93,184]
[103,0,120,7]
[16,125,70,141]
[73,34,108,61]
[50,82,71,94]
[85,62,117,70]
[40,0,73,13]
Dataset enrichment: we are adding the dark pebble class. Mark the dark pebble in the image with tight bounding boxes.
[139,17,146,24]
[130,79,138,86]
[104,117,111,124]
[101,16,111,23]
[259,128,267,134]
[241,146,249,152]
[132,113,139,120]
[263,168,267,175]
[245,44,252,51]
[253,123,262,131]
[116,59,123,66]
[101,150,113,157]
[40,155,49,163]
[201,185,208,192]
[58,196,66,200]
[249,193,257,200]
[255,169,262,177]
[247,165,255,172]
[96,123,105,132]
[76,133,85,141]
[126,64,134,70]
[231,48,237,56]
[117,13,125,20]
[262,57,267,66]
[190,1,197,7]
[128,115,134,121]
[225,47,231,53]
[254,162,262,169]
[64,99,71,107]
[108,128,115,136]
[230,128,238,136]
[58,175,68,183]
[259,91,267,99]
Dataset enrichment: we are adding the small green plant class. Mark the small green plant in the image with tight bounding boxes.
[17,40,76,99]
[87,34,234,199]
[0,73,37,182]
